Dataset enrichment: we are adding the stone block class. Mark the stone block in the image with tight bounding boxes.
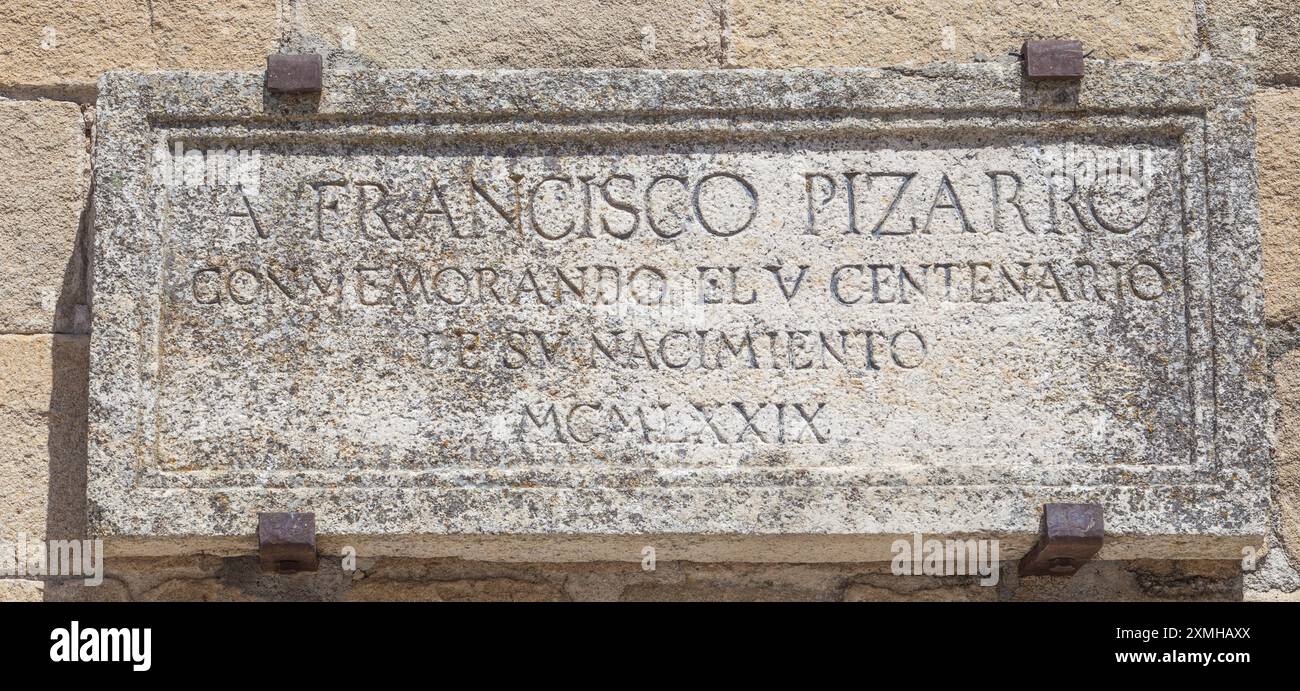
[88,64,1268,561]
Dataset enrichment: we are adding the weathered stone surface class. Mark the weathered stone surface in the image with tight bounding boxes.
[1008,559,1243,601]
[1206,1,1300,86]
[288,0,723,68]
[0,100,89,334]
[728,0,1196,67]
[1257,89,1300,569]
[347,578,566,602]
[0,335,89,542]
[40,555,1253,602]
[0,0,277,94]
[1272,348,1300,558]
[89,64,1267,561]
[1256,90,1300,324]
[841,581,998,602]
[1241,536,1299,599]
[0,579,44,601]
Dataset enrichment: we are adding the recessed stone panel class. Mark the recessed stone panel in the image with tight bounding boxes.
[89,65,1268,560]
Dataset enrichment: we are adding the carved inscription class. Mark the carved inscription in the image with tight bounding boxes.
[155,139,1191,471]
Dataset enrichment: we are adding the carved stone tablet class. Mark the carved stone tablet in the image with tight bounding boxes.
[90,65,1268,560]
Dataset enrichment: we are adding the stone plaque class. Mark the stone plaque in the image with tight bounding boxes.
[90,65,1268,560]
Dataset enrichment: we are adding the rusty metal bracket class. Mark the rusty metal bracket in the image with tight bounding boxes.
[258,512,319,573]
[265,54,322,93]
[1019,503,1103,577]
[1021,40,1085,79]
